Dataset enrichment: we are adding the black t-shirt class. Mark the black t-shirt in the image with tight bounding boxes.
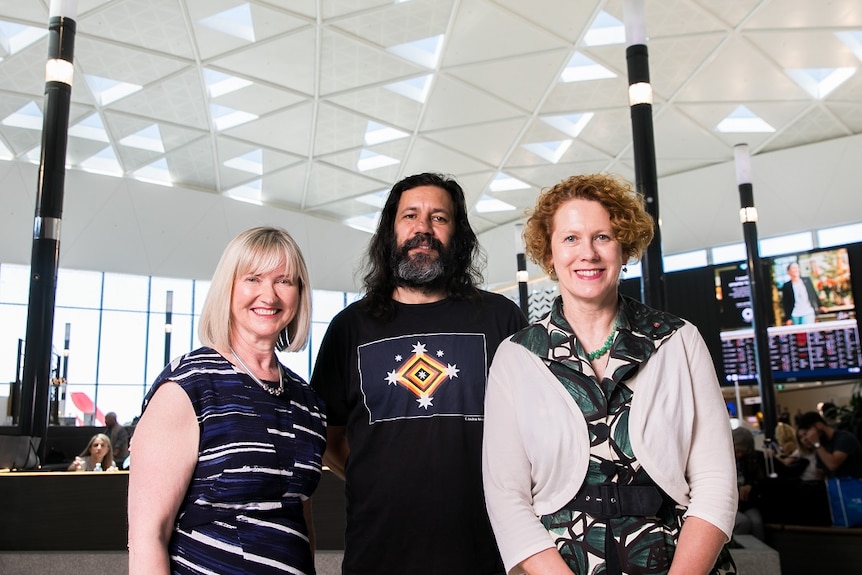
[819,429,862,478]
[311,291,526,575]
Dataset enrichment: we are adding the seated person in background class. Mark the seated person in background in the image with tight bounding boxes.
[775,411,798,457]
[68,433,117,471]
[790,427,825,482]
[797,410,862,478]
[732,427,766,541]
[104,411,130,464]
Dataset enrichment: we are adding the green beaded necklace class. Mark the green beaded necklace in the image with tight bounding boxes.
[585,317,619,361]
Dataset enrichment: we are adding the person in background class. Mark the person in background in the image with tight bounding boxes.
[732,427,766,541]
[796,410,862,479]
[68,433,116,471]
[128,227,326,575]
[774,411,798,457]
[482,174,738,575]
[781,262,824,325]
[311,172,527,575]
[104,411,130,465]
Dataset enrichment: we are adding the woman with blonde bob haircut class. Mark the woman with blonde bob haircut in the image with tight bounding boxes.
[129,227,326,575]
[483,174,738,575]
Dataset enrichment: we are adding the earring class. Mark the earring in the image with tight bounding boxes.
[622,265,628,273]
[546,267,554,276]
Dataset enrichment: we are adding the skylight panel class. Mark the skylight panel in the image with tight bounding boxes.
[785,67,856,99]
[344,212,381,234]
[364,121,409,146]
[204,69,253,98]
[475,195,516,214]
[357,150,399,172]
[760,232,813,257]
[84,75,142,106]
[716,106,774,133]
[836,31,862,62]
[541,113,593,138]
[356,190,390,208]
[211,104,258,131]
[226,180,263,205]
[711,243,746,265]
[387,34,444,69]
[522,139,572,164]
[198,4,256,43]
[818,222,862,247]
[2,101,42,130]
[385,74,433,103]
[119,125,165,153]
[0,21,48,55]
[68,113,109,142]
[224,149,263,175]
[132,158,173,187]
[583,11,625,47]
[80,146,123,176]
[0,139,11,160]
[560,52,616,83]
[664,250,707,272]
[489,173,529,192]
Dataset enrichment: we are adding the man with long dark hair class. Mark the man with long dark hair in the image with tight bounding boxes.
[311,173,526,575]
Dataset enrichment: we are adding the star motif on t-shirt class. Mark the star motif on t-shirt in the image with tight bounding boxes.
[385,370,399,385]
[395,354,402,362]
[436,349,445,357]
[445,364,460,379]
[412,342,427,355]
[417,396,434,409]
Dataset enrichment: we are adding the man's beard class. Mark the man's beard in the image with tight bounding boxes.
[392,234,451,289]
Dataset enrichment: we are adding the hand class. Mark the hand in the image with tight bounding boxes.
[804,428,819,446]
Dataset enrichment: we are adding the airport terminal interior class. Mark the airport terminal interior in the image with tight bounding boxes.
[2,1,862,574]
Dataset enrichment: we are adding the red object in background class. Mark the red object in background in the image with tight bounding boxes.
[70,391,105,426]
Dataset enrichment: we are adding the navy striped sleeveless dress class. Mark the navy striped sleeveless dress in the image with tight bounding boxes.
[143,347,327,575]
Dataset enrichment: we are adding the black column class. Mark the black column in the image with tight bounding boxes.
[18,5,77,465]
[164,290,173,366]
[514,224,530,320]
[734,144,777,445]
[624,0,665,310]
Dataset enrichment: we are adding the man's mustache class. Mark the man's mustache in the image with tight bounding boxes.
[402,233,444,253]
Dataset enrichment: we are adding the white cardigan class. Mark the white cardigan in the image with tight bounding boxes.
[482,322,738,574]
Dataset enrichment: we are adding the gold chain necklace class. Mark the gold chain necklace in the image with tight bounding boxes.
[230,347,284,396]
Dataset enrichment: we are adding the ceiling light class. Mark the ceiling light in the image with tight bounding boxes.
[204,69,253,98]
[198,4,256,43]
[0,21,48,55]
[489,173,529,192]
[711,243,746,265]
[344,212,381,234]
[786,67,856,99]
[541,113,593,138]
[2,101,42,130]
[80,146,123,176]
[522,139,572,164]
[225,180,263,205]
[84,75,142,106]
[385,74,433,103]
[69,113,109,142]
[560,52,616,83]
[357,150,399,172]
[835,31,862,62]
[356,190,390,208]
[211,104,258,131]
[364,121,409,145]
[759,232,813,257]
[387,34,444,69]
[119,125,165,153]
[716,106,774,133]
[224,149,263,175]
[475,195,516,214]
[132,158,173,187]
[583,11,625,46]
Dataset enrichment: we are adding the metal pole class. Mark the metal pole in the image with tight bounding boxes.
[164,290,174,366]
[734,144,777,445]
[514,224,530,320]
[623,0,665,310]
[18,1,78,465]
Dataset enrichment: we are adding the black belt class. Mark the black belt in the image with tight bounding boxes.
[566,483,665,519]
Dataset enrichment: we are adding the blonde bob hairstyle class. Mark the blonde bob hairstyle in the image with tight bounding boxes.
[198,227,311,352]
[523,173,655,274]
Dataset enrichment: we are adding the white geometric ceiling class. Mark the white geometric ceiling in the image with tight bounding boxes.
[0,0,861,256]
